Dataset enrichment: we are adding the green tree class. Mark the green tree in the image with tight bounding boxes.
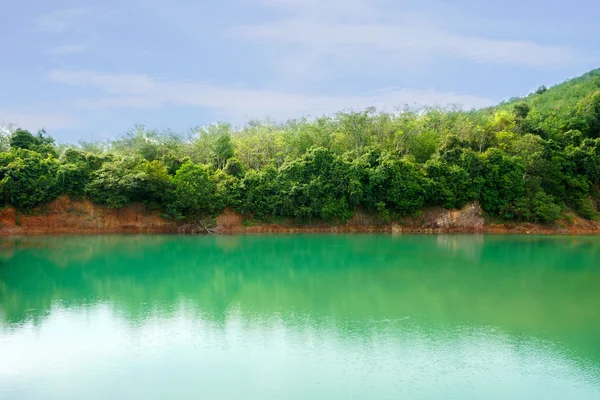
[0,149,59,210]
[0,123,14,152]
[169,162,222,218]
[364,152,425,218]
[86,157,171,208]
[424,159,473,209]
[278,147,357,222]
[241,165,284,219]
[9,129,56,156]
[224,157,245,178]
[211,134,235,169]
[478,149,527,219]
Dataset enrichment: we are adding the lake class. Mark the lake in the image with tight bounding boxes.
[1,234,599,399]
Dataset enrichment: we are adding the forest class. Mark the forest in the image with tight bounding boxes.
[1,69,599,224]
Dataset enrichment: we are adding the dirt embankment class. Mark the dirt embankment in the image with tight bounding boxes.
[0,197,179,236]
[1,196,599,236]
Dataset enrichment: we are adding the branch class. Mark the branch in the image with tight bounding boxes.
[178,218,221,234]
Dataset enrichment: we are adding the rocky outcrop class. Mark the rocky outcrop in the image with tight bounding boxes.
[431,202,485,230]
[392,202,485,233]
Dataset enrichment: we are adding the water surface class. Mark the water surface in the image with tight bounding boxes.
[1,235,599,399]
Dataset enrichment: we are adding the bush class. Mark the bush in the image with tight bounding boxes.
[86,157,171,208]
[364,152,425,216]
[532,192,562,223]
[168,162,223,218]
[0,149,59,210]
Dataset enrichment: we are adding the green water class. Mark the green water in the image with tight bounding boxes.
[1,235,599,399]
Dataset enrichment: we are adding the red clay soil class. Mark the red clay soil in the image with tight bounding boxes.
[217,202,600,234]
[1,196,599,236]
[0,197,179,236]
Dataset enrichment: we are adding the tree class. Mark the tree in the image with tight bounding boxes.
[211,134,234,169]
[278,147,357,222]
[241,165,284,219]
[587,91,600,137]
[86,157,171,208]
[9,129,56,156]
[424,159,474,209]
[531,192,562,223]
[0,123,14,152]
[169,162,222,218]
[10,129,39,150]
[536,85,548,95]
[224,158,245,178]
[0,149,59,210]
[478,149,526,219]
[364,152,425,218]
[513,102,531,120]
[56,149,106,197]
[2,68,600,225]
[336,109,374,154]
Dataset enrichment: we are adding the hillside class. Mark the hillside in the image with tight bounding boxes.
[1,69,599,231]
[496,68,600,139]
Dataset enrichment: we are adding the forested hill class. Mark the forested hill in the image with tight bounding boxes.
[1,69,599,224]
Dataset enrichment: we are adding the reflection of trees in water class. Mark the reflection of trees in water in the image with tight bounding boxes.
[435,234,484,259]
[1,235,600,361]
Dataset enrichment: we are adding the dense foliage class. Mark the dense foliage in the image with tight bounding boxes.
[1,69,600,222]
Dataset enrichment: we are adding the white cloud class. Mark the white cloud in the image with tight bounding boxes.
[35,8,91,34]
[50,70,156,94]
[221,0,581,73]
[259,0,378,19]
[0,109,76,131]
[230,18,577,69]
[46,44,88,55]
[49,69,494,121]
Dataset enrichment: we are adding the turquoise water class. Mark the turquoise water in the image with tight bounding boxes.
[1,235,599,399]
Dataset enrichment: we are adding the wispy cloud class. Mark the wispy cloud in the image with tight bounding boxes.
[259,0,378,19]
[0,109,76,131]
[229,0,579,70]
[265,25,568,68]
[49,69,494,121]
[231,20,577,69]
[46,44,88,55]
[35,8,91,34]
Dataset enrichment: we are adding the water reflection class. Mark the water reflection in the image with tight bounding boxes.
[1,235,600,399]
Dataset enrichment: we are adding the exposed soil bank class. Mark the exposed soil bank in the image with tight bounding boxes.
[0,197,178,236]
[1,196,599,236]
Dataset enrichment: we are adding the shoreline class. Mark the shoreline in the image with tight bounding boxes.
[1,196,599,236]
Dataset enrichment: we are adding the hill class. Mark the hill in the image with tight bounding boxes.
[1,69,599,229]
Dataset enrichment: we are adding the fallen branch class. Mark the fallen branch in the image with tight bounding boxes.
[178,218,222,234]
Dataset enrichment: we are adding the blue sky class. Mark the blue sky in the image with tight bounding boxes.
[1,0,598,142]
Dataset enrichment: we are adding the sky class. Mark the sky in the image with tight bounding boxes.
[0,0,599,143]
